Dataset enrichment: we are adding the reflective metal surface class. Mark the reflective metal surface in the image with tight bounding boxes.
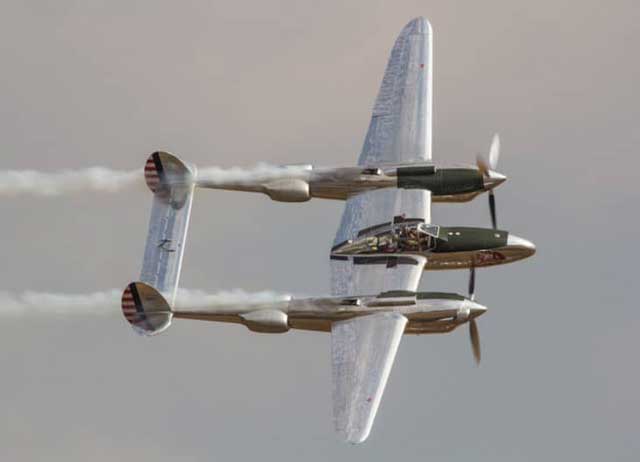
[171,291,487,335]
[426,233,536,270]
[123,16,533,446]
[139,152,195,305]
[358,16,432,165]
[332,222,536,270]
[333,222,438,255]
[483,170,507,189]
[331,189,430,296]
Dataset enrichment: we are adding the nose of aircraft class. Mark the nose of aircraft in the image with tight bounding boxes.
[484,170,507,189]
[506,234,536,252]
[467,300,488,318]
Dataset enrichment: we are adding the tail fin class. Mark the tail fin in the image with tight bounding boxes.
[144,151,193,198]
[122,282,172,335]
[139,151,195,305]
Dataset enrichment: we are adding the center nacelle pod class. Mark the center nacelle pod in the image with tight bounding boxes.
[240,309,290,333]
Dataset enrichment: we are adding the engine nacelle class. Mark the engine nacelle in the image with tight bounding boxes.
[241,309,290,333]
[262,179,310,202]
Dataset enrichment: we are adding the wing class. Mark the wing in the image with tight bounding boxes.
[358,17,432,166]
[331,253,426,297]
[331,188,429,296]
[328,19,431,442]
[332,312,408,443]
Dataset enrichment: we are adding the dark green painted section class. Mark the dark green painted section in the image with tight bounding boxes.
[416,292,466,301]
[397,167,484,196]
[377,290,466,301]
[434,227,508,252]
[377,290,416,298]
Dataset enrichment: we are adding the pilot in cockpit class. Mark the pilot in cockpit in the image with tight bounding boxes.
[395,224,433,251]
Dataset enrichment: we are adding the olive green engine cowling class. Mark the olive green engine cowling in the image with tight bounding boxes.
[396,167,484,196]
[433,227,508,253]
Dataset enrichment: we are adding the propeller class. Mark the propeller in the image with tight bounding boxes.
[488,191,497,229]
[467,266,481,365]
[476,133,501,175]
[476,134,501,229]
[469,318,481,365]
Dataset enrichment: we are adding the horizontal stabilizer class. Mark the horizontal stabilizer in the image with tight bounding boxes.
[139,151,195,305]
[121,282,172,335]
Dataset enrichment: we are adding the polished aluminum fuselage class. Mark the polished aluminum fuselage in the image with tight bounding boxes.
[331,222,536,270]
[424,245,535,269]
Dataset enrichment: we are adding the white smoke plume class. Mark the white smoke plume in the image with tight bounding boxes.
[0,168,144,197]
[173,288,292,310]
[0,289,123,316]
[196,163,311,186]
[0,163,312,197]
[0,289,292,316]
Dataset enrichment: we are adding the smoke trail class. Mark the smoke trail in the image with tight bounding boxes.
[0,168,143,197]
[173,288,292,309]
[196,163,311,186]
[0,289,122,316]
[0,289,292,316]
[0,163,312,197]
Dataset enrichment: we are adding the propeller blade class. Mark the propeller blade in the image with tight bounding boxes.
[476,133,501,176]
[468,266,476,301]
[488,133,500,170]
[488,191,497,229]
[476,154,490,177]
[469,319,481,365]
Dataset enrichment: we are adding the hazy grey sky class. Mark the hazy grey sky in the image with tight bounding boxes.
[0,1,639,460]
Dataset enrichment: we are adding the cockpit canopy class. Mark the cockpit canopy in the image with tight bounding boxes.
[417,223,440,238]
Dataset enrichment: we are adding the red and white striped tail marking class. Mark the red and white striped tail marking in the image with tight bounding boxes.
[121,282,173,335]
[144,154,161,193]
[121,285,140,324]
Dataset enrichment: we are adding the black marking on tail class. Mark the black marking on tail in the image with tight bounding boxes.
[126,283,154,332]
[152,152,167,185]
[129,282,143,315]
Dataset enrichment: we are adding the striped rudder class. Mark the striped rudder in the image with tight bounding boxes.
[121,282,172,336]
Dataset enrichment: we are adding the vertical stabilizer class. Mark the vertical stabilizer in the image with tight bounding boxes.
[122,282,172,335]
